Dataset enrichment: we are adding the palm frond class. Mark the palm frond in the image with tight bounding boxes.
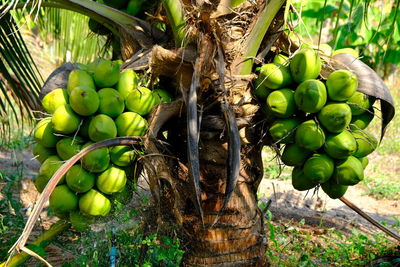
[0,13,42,137]
[35,8,110,65]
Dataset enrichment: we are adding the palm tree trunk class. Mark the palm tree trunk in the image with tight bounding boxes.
[183,144,267,266]
[159,109,267,266]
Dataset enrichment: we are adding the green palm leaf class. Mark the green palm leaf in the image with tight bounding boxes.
[0,13,42,130]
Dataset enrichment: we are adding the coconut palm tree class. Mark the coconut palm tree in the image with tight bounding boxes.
[0,0,397,266]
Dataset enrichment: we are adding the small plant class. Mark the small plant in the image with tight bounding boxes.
[361,175,400,200]
[61,229,184,267]
[264,211,400,266]
[0,171,26,262]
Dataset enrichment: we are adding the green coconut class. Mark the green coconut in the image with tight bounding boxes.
[295,120,325,150]
[88,18,110,35]
[49,185,79,212]
[116,69,139,100]
[110,146,136,167]
[281,144,311,166]
[326,70,358,101]
[266,88,296,118]
[32,143,55,163]
[294,79,327,113]
[333,156,364,185]
[317,103,352,133]
[88,114,117,142]
[69,211,94,232]
[79,189,111,216]
[69,86,99,116]
[86,58,107,74]
[319,43,332,56]
[79,117,92,138]
[114,59,123,67]
[253,78,272,101]
[352,130,378,158]
[269,118,301,144]
[272,54,289,67]
[34,174,49,193]
[258,63,293,89]
[291,166,319,191]
[153,89,173,104]
[347,91,372,115]
[93,59,120,88]
[67,69,95,95]
[66,165,95,193]
[34,118,60,148]
[350,110,374,130]
[98,88,125,118]
[73,63,90,71]
[39,155,65,184]
[321,178,348,199]
[290,47,321,83]
[125,87,157,116]
[303,153,334,184]
[97,165,127,194]
[260,103,276,123]
[81,142,110,173]
[56,137,84,160]
[332,48,359,58]
[115,112,148,137]
[324,130,357,159]
[52,104,81,134]
[126,0,145,16]
[358,157,369,169]
[42,88,69,114]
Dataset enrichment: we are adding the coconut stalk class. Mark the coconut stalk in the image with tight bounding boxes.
[162,0,186,47]
[234,0,286,75]
[0,220,70,267]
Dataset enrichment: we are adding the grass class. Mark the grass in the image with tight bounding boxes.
[58,230,184,267]
[262,146,292,180]
[359,155,400,199]
[263,210,400,267]
[0,171,26,262]
[362,175,400,200]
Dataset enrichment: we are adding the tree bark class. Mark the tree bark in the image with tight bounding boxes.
[182,142,267,266]
[154,108,267,266]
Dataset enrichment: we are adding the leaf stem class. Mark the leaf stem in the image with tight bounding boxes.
[237,0,285,75]
[162,0,186,47]
[332,0,344,50]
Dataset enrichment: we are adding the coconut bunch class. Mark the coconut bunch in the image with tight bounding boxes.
[253,46,377,199]
[32,58,172,231]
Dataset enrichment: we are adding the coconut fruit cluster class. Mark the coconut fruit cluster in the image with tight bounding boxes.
[32,58,171,231]
[254,47,377,199]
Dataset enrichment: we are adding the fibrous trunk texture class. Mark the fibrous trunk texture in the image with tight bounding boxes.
[182,141,266,266]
